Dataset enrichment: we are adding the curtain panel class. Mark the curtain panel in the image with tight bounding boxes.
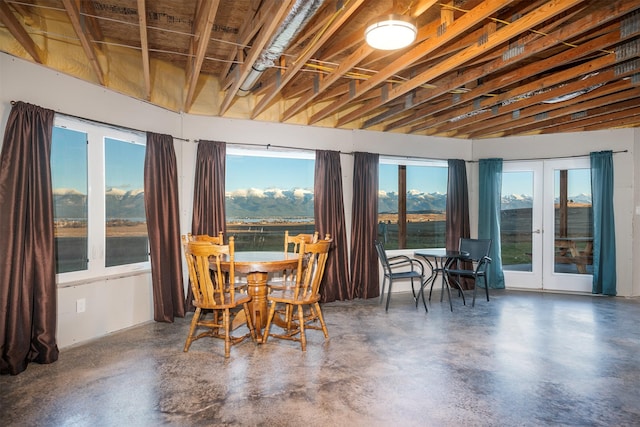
[0,102,59,375]
[144,132,185,322]
[314,150,352,302]
[446,159,473,289]
[187,140,227,311]
[350,152,380,299]
[478,158,505,289]
[590,151,616,296]
[191,140,227,237]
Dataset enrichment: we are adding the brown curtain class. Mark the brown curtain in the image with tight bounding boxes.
[314,150,351,302]
[144,132,185,322]
[186,140,226,311]
[0,102,59,375]
[350,152,380,299]
[445,159,472,289]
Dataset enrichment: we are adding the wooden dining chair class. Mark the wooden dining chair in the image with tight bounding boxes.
[189,231,224,244]
[284,230,318,253]
[183,236,256,358]
[262,237,332,351]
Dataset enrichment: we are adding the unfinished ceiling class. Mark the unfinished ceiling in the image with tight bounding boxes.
[1,0,640,139]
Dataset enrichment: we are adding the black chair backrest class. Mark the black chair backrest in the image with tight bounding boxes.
[374,240,391,273]
[459,238,491,261]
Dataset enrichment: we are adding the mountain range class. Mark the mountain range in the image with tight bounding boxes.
[53,187,592,219]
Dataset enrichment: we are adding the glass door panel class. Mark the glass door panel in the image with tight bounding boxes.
[501,162,542,289]
[543,159,593,292]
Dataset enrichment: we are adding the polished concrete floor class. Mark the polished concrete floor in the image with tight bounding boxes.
[2,289,640,426]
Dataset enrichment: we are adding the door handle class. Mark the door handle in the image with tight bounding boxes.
[532,229,541,234]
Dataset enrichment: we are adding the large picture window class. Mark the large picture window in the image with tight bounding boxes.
[51,116,149,281]
[226,149,315,251]
[378,158,448,249]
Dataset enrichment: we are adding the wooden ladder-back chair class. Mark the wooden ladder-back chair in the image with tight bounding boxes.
[271,231,320,292]
[263,237,332,351]
[284,230,319,253]
[189,231,224,244]
[183,236,256,357]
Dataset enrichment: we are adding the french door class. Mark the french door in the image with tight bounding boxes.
[501,159,593,292]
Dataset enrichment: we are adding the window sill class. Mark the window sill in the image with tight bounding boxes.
[57,269,151,288]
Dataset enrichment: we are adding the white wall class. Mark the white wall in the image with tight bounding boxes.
[1,53,637,348]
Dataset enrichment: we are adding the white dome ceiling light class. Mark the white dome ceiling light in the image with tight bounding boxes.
[365,14,417,50]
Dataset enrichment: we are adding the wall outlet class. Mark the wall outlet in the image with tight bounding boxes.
[76,298,86,313]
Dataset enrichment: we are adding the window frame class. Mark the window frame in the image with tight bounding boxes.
[378,156,448,249]
[53,116,149,285]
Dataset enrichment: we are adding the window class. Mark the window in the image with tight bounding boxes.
[226,148,315,251]
[378,158,448,249]
[51,116,148,282]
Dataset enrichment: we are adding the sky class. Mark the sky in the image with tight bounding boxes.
[503,169,591,197]
[51,135,591,197]
[51,127,145,193]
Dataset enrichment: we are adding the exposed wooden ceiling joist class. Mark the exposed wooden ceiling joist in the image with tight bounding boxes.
[0,0,637,139]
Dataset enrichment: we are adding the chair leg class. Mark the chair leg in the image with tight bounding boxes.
[297,305,307,351]
[385,279,393,311]
[379,276,388,303]
[262,301,278,344]
[484,276,490,302]
[313,302,329,338]
[472,279,477,307]
[183,307,201,352]
[223,308,231,358]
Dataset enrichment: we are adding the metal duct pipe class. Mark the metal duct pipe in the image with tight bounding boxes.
[238,0,325,96]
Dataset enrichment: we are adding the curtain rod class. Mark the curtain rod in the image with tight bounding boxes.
[10,100,190,142]
[11,101,629,159]
[468,149,628,163]
[195,139,353,155]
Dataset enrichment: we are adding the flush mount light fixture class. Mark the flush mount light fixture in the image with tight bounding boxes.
[365,14,417,50]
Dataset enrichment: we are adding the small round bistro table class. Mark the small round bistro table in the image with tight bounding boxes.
[414,249,470,312]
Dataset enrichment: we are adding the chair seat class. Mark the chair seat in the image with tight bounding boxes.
[445,268,486,277]
[267,288,320,305]
[193,292,251,309]
[390,270,424,280]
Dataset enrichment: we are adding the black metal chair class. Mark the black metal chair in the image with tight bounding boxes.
[374,240,425,311]
[445,238,492,307]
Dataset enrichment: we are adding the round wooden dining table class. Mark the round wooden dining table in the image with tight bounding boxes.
[219,251,300,339]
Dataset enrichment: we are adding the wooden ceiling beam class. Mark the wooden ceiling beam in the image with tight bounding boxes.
[61,0,104,85]
[411,57,620,134]
[467,82,639,138]
[78,0,104,48]
[184,0,221,112]
[417,26,624,133]
[250,0,367,119]
[460,79,632,136]
[219,0,263,86]
[533,103,640,136]
[383,0,638,132]
[219,0,294,115]
[333,0,592,128]
[483,85,640,138]
[137,0,151,100]
[0,0,42,63]
[309,0,516,125]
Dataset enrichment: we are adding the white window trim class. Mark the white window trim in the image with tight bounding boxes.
[53,116,149,285]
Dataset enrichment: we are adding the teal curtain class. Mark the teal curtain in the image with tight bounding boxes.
[478,159,505,289]
[590,151,616,295]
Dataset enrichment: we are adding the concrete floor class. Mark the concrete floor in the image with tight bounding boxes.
[2,289,640,426]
